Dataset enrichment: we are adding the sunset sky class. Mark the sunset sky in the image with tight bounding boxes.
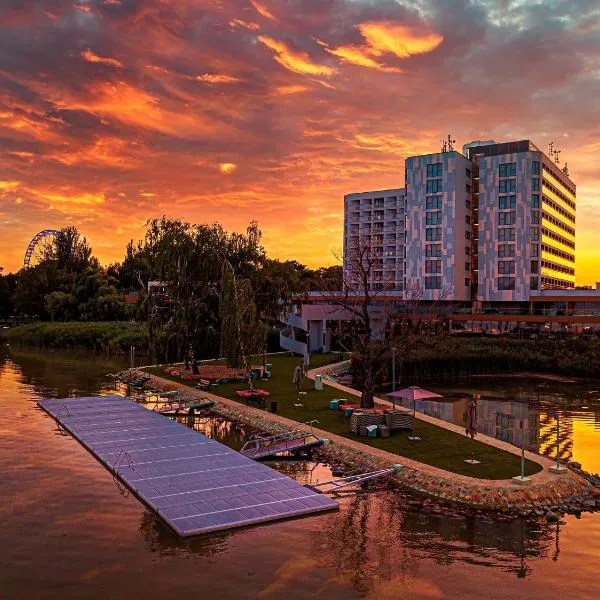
[1,0,599,282]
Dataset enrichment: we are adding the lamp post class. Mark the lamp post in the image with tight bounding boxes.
[549,410,567,474]
[391,347,397,393]
[512,418,532,485]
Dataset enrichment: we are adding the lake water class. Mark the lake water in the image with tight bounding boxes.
[393,378,600,475]
[2,347,600,600]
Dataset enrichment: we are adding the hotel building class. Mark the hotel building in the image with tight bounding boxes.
[281,139,599,355]
[344,139,576,303]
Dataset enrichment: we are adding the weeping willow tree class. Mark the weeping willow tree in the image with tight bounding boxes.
[219,260,266,370]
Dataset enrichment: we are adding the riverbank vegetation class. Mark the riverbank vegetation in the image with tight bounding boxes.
[147,354,542,479]
[7,321,149,353]
[0,222,341,359]
[384,336,600,383]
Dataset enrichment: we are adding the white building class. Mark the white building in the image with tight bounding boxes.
[343,139,576,303]
[343,189,406,291]
[405,150,473,301]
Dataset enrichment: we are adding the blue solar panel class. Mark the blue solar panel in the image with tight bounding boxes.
[38,396,338,536]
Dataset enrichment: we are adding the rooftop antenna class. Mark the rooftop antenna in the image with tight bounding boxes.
[562,162,569,177]
[447,134,455,151]
[548,141,554,157]
[554,149,561,164]
[441,137,447,153]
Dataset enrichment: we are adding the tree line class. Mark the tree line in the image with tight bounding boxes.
[0,220,341,363]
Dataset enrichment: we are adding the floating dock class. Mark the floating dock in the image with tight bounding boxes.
[37,396,338,537]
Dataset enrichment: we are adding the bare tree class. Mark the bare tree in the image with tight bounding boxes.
[320,238,396,409]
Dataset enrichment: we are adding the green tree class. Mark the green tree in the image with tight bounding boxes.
[219,261,266,368]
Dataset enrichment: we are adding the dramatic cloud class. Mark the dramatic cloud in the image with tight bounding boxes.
[258,36,334,76]
[81,49,124,68]
[0,0,599,284]
[251,0,278,22]
[358,22,444,58]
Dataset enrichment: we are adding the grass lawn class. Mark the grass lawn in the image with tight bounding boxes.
[146,354,542,480]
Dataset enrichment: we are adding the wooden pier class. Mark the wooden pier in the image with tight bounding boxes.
[37,396,338,537]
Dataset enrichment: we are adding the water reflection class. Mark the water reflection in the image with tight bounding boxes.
[139,510,231,557]
[393,378,600,473]
[4,346,600,599]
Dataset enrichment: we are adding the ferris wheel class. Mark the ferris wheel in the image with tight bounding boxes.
[23,229,60,268]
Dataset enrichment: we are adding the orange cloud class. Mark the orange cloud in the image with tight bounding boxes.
[358,21,444,58]
[274,85,309,95]
[325,45,402,73]
[229,18,260,31]
[0,181,20,192]
[251,0,278,22]
[258,36,334,76]
[9,151,36,159]
[39,191,106,206]
[196,73,241,84]
[50,137,137,168]
[55,81,219,137]
[324,21,443,72]
[81,49,124,68]
[219,162,238,174]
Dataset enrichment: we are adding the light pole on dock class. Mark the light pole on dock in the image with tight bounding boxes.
[391,347,397,392]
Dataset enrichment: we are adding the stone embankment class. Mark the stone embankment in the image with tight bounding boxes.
[147,371,599,521]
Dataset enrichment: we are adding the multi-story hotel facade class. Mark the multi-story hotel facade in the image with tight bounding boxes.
[343,188,406,292]
[344,139,577,304]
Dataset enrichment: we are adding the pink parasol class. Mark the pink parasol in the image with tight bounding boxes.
[387,386,443,413]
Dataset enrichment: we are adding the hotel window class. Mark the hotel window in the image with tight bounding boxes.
[532,178,540,191]
[465,215,471,225]
[465,262,471,271]
[466,199,472,210]
[426,195,443,210]
[465,278,471,287]
[465,231,471,240]
[499,179,517,193]
[498,243,515,258]
[531,210,540,224]
[465,246,471,256]
[426,179,443,193]
[532,194,540,208]
[466,168,472,178]
[531,260,539,273]
[498,261,515,274]
[427,163,443,178]
[530,277,539,290]
[499,163,517,177]
[425,276,442,289]
[466,184,472,193]
[530,227,540,241]
[532,161,540,175]
[498,228,515,241]
[531,244,539,257]
[426,227,442,241]
[426,211,442,225]
[499,195,516,209]
[498,277,516,290]
[498,211,515,226]
[425,259,441,273]
[426,243,442,257]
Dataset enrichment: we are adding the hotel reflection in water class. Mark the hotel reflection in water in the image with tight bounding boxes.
[400,397,574,463]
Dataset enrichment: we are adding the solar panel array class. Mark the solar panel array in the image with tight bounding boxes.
[38,396,338,537]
